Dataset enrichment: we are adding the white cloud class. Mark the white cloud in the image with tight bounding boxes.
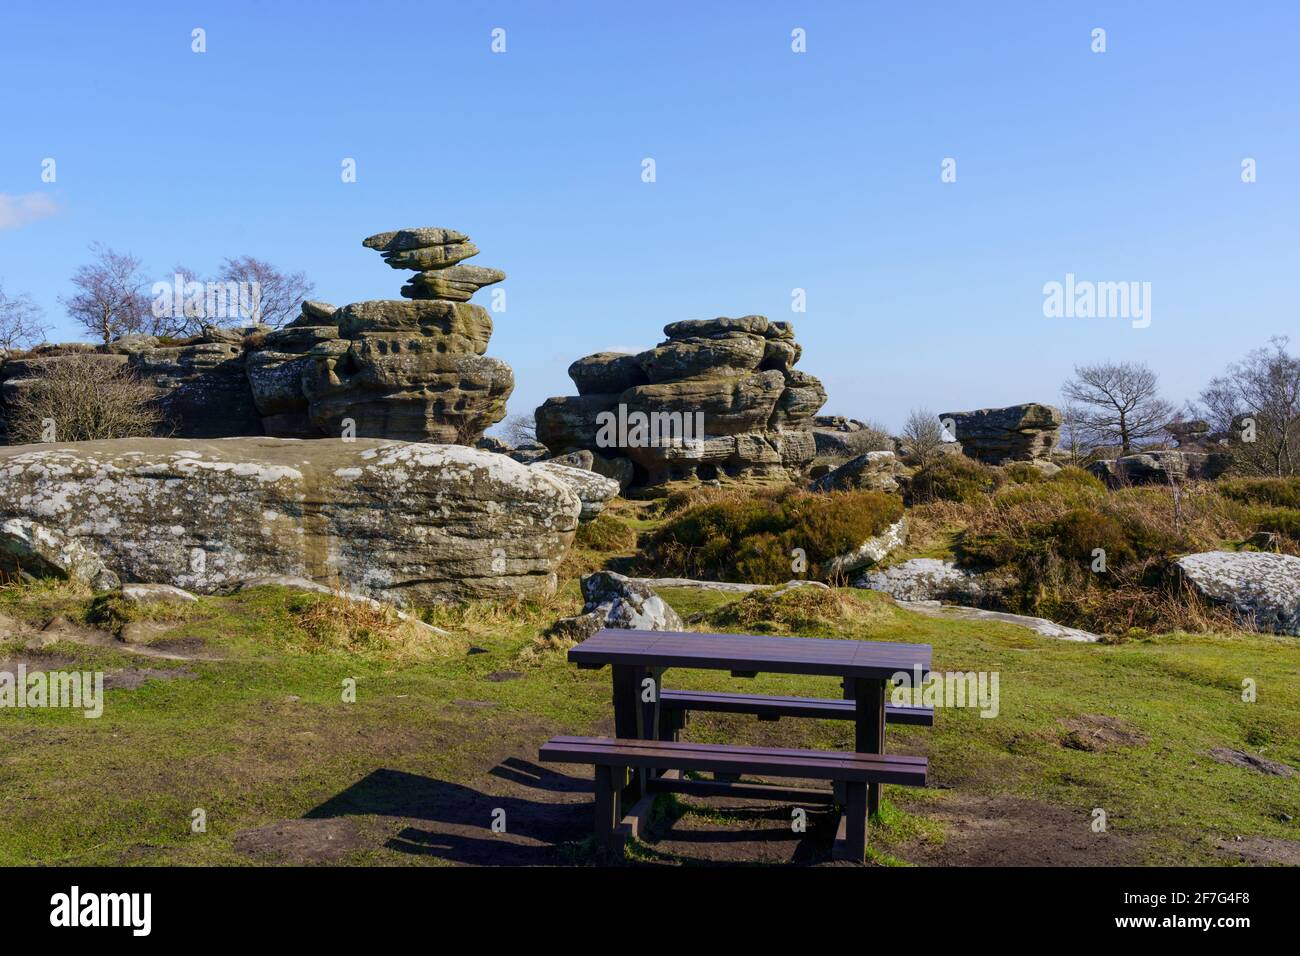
[0,192,60,230]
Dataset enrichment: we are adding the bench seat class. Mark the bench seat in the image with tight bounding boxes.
[539,735,927,861]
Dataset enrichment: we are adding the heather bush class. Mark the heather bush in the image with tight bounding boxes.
[909,454,996,504]
[646,486,904,584]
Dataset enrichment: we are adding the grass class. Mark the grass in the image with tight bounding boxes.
[1,500,1298,867]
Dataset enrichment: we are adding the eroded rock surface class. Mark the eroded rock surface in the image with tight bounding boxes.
[939,403,1061,465]
[1175,551,1300,635]
[0,437,580,604]
[535,315,826,491]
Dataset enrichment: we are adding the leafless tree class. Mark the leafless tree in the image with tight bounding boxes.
[501,412,537,446]
[0,283,50,351]
[1061,361,1174,454]
[6,354,167,443]
[61,243,151,344]
[215,256,314,329]
[1196,336,1300,476]
[1057,401,1093,463]
[900,407,947,465]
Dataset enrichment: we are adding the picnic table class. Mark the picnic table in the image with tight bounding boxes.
[567,628,933,818]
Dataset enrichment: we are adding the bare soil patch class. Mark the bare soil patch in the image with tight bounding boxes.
[1058,715,1150,753]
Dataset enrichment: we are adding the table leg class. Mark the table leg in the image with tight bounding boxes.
[611,664,663,804]
[851,678,887,819]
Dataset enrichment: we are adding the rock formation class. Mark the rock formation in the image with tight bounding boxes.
[810,416,891,458]
[548,571,685,642]
[303,228,512,442]
[808,451,901,493]
[1088,449,1233,486]
[939,403,1062,465]
[0,229,513,447]
[535,315,826,491]
[0,437,580,604]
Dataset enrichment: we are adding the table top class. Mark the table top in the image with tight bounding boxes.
[569,629,932,681]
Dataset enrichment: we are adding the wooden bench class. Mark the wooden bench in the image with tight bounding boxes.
[658,689,934,735]
[540,735,927,862]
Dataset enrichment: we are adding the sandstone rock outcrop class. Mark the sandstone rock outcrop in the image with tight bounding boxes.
[0,229,513,448]
[0,438,580,604]
[810,416,892,458]
[809,451,900,493]
[535,315,826,491]
[530,460,620,521]
[1088,449,1233,486]
[855,558,987,604]
[303,228,512,443]
[939,403,1062,465]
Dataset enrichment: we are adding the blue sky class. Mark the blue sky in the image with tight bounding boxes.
[2,1,1297,430]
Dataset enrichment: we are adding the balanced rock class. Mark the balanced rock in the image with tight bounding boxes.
[535,316,826,491]
[939,403,1062,464]
[303,227,513,443]
[0,438,580,604]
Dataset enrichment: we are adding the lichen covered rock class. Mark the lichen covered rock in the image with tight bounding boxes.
[0,437,580,604]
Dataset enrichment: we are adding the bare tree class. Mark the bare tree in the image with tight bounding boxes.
[6,354,166,443]
[1196,336,1300,476]
[0,283,50,351]
[1061,361,1174,454]
[501,412,537,446]
[61,243,151,344]
[215,256,314,329]
[1057,401,1092,463]
[900,407,947,465]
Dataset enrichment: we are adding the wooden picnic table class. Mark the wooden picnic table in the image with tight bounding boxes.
[569,628,932,815]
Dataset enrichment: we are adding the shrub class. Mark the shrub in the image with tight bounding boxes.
[574,513,637,552]
[704,585,889,636]
[997,462,1047,485]
[1220,477,1300,509]
[6,354,166,443]
[1251,506,1300,539]
[646,486,904,584]
[910,454,996,504]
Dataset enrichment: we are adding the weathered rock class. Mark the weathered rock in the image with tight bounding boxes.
[401,265,505,302]
[129,341,264,438]
[939,403,1062,465]
[120,583,199,605]
[506,441,550,465]
[537,316,825,493]
[825,518,908,576]
[531,461,619,520]
[1167,419,1211,447]
[568,352,648,396]
[363,227,470,252]
[1175,551,1300,635]
[548,449,594,470]
[550,571,684,641]
[1088,450,1233,486]
[809,451,900,493]
[855,558,986,604]
[811,416,892,457]
[590,454,635,492]
[0,517,121,591]
[245,326,340,438]
[0,438,581,605]
[333,300,493,350]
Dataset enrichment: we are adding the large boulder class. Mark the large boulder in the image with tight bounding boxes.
[128,337,264,438]
[809,451,900,493]
[535,315,827,492]
[0,517,120,590]
[1175,551,1300,636]
[0,437,580,605]
[938,403,1061,465]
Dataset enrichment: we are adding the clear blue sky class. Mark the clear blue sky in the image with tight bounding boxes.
[2,1,1297,430]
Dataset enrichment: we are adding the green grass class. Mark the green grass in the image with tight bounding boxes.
[2,568,1298,866]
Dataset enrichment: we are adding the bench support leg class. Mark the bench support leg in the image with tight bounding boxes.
[593,765,624,858]
[852,678,887,819]
[842,782,868,862]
